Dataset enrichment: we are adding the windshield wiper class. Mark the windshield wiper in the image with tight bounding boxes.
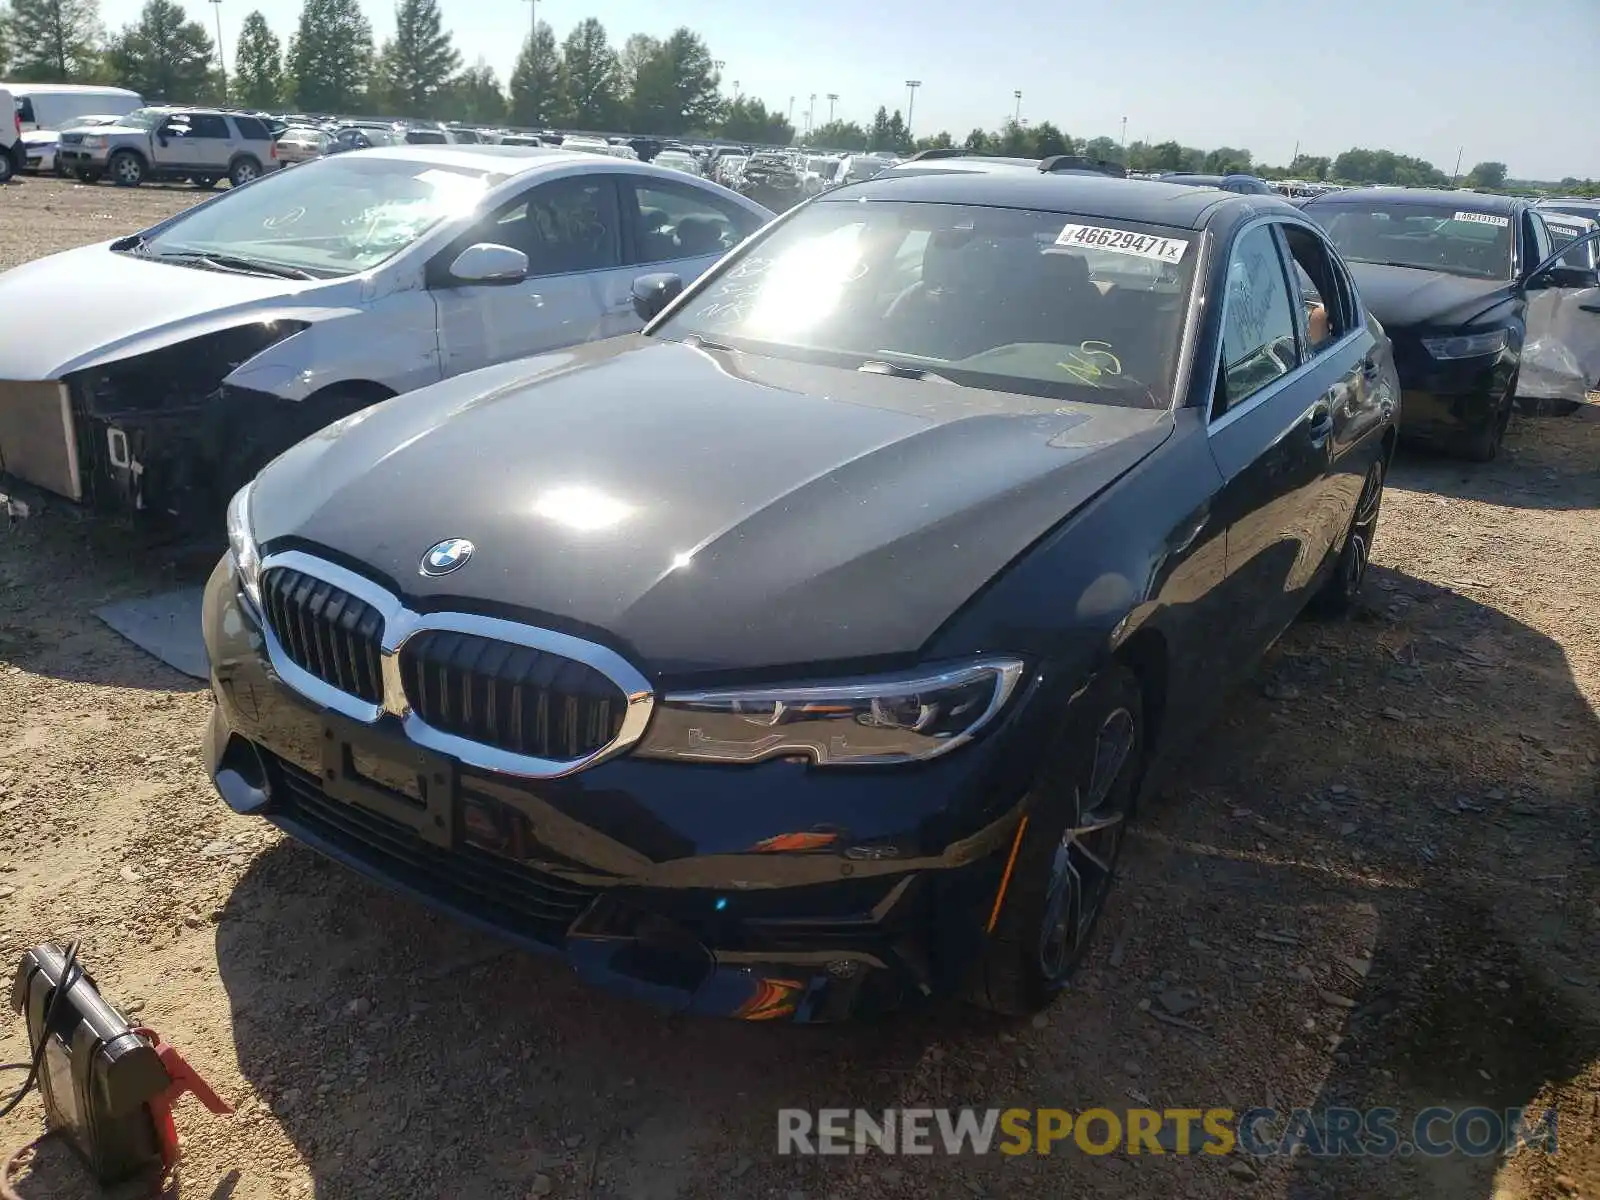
[858,359,963,385]
[143,248,318,280]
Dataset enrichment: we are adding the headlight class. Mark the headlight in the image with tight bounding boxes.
[226,483,262,613]
[633,659,1026,766]
[1421,329,1509,360]
[81,134,109,150]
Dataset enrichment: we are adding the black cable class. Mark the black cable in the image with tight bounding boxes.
[0,941,82,1121]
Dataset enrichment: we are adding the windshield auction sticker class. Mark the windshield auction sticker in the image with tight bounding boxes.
[1054,224,1190,263]
[1452,212,1510,227]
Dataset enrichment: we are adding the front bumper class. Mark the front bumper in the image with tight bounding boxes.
[201,558,1037,1022]
[57,148,110,170]
[1392,344,1517,444]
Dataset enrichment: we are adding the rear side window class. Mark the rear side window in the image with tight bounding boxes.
[1280,223,1354,356]
[188,114,230,139]
[233,116,270,140]
[627,177,762,264]
[406,130,448,144]
[1217,224,1299,416]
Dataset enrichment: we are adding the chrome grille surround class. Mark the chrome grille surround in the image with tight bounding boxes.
[254,549,655,779]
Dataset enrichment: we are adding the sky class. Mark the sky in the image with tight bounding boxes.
[98,0,1600,181]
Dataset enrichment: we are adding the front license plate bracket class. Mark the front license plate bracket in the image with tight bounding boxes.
[319,715,456,849]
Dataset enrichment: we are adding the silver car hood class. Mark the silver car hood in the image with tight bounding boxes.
[0,242,358,380]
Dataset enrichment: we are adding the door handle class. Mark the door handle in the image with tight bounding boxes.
[1306,403,1334,443]
[1580,302,1600,313]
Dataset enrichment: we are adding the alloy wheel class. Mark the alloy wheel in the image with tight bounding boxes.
[233,161,258,184]
[1036,706,1137,980]
[114,155,142,185]
[1343,460,1385,595]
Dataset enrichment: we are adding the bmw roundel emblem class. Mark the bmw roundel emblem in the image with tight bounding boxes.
[420,538,475,576]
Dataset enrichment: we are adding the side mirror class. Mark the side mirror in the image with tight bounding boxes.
[1527,227,1600,291]
[632,272,684,322]
[448,243,529,286]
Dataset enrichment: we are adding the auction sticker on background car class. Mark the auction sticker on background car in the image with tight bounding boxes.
[1053,223,1189,262]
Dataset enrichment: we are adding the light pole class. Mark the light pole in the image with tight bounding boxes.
[904,79,920,140]
[1452,145,1464,185]
[209,0,227,102]
[1013,90,1021,125]
[787,96,795,123]
[733,80,741,98]
[523,0,537,49]
[1120,115,1127,156]
[807,93,816,136]
[826,93,838,123]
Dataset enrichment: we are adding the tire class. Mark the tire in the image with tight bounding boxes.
[192,175,219,189]
[227,157,261,187]
[1309,456,1386,617]
[109,149,146,187]
[1460,375,1516,462]
[0,148,14,184]
[971,665,1146,1016]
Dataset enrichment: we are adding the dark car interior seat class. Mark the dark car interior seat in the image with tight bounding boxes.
[674,214,726,257]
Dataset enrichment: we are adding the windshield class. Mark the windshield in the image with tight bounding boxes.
[138,155,501,277]
[654,200,1197,408]
[1316,201,1515,280]
[116,108,166,131]
[843,157,888,182]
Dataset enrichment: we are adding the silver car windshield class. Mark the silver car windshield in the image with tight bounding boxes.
[137,156,503,277]
[656,200,1197,408]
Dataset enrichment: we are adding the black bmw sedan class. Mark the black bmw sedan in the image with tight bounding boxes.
[203,172,1399,1021]
[1303,188,1581,461]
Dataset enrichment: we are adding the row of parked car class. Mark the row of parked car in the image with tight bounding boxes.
[2,137,1599,1021]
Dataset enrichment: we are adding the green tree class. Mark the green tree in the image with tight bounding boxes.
[807,118,866,150]
[5,0,102,81]
[913,130,954,152]
[286,0,372,112]
[1288,153,1330,181]
[449,58,504,124]
[507,20,557,126]
[1203,145,1252,174]
[617,31,656,102]
[106,0,215,103]
[994,118,1031,156]
[720,96,794,144]
[963,127,990,153]
[374,0,457,117]
[1143,140,1184,172]
[0,6,10,74]
[625,27,720,135]
[232,10,283,108]
[1082,135,1120,164]
[1031,121,1072,158]
[1464,160,1507,189]
[554,17,619,128]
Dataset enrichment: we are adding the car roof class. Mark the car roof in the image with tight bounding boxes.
[825,170,1283,230]
[350,143,746,185]
[1309,186,1523,214]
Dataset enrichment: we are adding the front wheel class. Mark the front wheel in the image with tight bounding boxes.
[1461,377,1516,462]
[971,665,1145,1016]
[1309,457,1385,617]
[0,149,15,184]
[109,150,145,187]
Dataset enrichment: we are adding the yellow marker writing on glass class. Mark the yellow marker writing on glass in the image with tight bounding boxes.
[1059,341,1123,386]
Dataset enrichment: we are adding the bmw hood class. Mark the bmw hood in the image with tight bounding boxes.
[1346,262,1516,330]
[0,243,343,379]
[252,338,1173,677]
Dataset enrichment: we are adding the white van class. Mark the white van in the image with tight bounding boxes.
[3,83,143,132]
[1,88,19,181]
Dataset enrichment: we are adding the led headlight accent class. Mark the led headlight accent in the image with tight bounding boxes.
[1421,329,1509,360]
[634,659,1026,766]
[225,482,262,613]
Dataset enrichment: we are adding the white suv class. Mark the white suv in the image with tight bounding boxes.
[56,106,281,188]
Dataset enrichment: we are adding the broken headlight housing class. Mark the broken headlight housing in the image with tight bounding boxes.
[633,658,1026,766]
[226,482,262,614]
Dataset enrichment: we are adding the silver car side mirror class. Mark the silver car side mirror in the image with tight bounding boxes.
[448,243,529,286]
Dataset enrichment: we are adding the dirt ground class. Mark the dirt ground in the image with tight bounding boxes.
[0,174,1597,1200]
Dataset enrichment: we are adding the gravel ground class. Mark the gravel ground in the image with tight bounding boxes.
[1,174,1597,1200]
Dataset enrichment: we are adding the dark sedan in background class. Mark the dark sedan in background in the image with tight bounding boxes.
[204,172,1398,1021]
[1303,188,1588,460]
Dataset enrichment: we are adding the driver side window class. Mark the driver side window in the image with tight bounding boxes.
[1215,224,1299,418]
